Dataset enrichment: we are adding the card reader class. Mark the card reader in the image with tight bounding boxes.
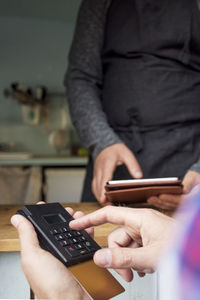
[17,203,125,300]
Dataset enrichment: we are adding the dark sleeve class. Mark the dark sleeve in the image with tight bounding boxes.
[64,0,122,160]
[189,159,200,174]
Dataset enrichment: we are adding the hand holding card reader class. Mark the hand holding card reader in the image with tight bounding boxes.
[17,203,100,266]
[17,203,124,300]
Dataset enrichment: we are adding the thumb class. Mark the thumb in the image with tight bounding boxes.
[11,215,39,252]
[182,171,199,193]
[94,247,155,273]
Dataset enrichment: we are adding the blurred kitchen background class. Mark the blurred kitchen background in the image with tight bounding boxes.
[0,0,88,204]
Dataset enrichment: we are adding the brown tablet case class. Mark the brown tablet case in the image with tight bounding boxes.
[105,179,183,204]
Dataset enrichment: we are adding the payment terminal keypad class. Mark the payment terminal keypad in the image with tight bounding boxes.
[17,203,100,267]
[50,225,96,258]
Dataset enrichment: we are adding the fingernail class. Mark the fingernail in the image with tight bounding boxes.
[69,220,76,228]
[143,268,154,273]
[11,215,20,228]
[94,249,112,267]
[135,171,142,178]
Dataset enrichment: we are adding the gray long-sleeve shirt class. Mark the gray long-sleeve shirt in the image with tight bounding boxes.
[64,0,200,174]
[64,0,121,160]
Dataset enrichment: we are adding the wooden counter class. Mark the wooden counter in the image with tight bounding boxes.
[0,203,117,252]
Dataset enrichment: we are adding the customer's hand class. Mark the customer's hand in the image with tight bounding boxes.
[147,170,200,210]
[11,210,90,300]
[70,206,174,282]
[92,143,143,205]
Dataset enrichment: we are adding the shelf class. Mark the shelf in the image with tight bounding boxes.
[0,156,88,167]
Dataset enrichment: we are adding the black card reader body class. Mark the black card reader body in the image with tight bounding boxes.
[17,202,101,267]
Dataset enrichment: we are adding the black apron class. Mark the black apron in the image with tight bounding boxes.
[81,0,200,202]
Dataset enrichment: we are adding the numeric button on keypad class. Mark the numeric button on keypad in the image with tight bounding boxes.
[50,229,59,235]
[79,236,86,241]
[71,230,82,237]
[74,243,84,250]
[60,240,69,247]
[65,232,73,238]
[55,234,64,241]
[72,238,78,243]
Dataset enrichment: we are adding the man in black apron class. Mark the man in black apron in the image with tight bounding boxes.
[66,0,200,207]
